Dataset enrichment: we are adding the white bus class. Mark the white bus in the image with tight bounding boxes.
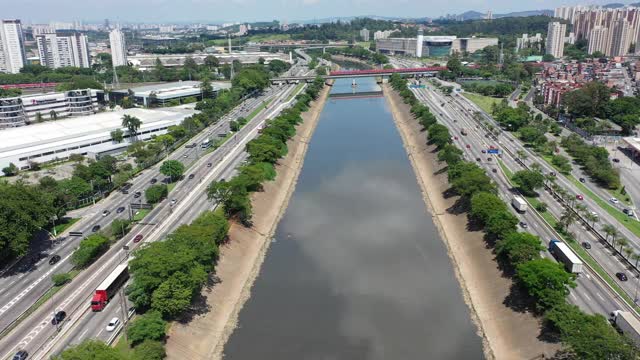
[201,138,211,149]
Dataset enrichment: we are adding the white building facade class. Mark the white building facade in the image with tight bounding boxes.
[546,22,567,58]
[0,20,26,74]
[36,32,90,68]
[109,29,127,66]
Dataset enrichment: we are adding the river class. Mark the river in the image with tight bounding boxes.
[223,75,483,359]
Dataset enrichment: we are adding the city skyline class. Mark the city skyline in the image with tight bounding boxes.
[0,0,627,23]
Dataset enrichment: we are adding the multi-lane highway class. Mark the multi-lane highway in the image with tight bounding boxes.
[0,61,311,359]
[410,82,631,317]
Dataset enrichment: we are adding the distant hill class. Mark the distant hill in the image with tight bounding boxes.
[603,3,626,8]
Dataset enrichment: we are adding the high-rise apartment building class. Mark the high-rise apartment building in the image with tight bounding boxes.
[360,28,370,42]
[36,32,90,68]
[0,20,26,74]
[588,26,610,55]
[109,29,127,66]
[546,22,567,58]
[609,18,633,56]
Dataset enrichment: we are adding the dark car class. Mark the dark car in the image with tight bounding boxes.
[51,310,66,325]
[487,157,493,161]
[116,207,125,214]
[491,168,497,173]
[481,149,487,154]
[207,163,212,167]
[579,177,586,183]
[133,234,144,243]
[13,350,28,360]
[581,242,591,250]
[91,225,101,233]
[624,208,630,215]
[133,192,142,199]
[150,178,157,184]
[475,157,481,162]
[188,174,195,180]
[549,172,556,177]
[49,255,61,265]
[616,272,628,281]
[613,158,620,163]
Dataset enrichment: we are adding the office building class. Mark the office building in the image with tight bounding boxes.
[376,35,497,57]
[110,81,231,107]
[546,22,567,58]
[0,89,103,129]
[359,28,370,42]
[36,32,90,68]
[109,29,127,66]
[0,20,26,74]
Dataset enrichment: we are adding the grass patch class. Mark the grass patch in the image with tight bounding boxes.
[114,333,133,355]
[568,176,640,237]
[52,218,79,235]
[609,186,632,206]
[286,83,305,102]
[497,160,513,179]
[167,182,177,193]
[133,209,151,222]
[462,92,503,114]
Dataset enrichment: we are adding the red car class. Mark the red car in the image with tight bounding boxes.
[466,144,471,149]
[576,194,584,200]
[133,234,144,243]
[454,136,458,140]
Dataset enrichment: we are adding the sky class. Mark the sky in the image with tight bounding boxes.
[0,0,629,23]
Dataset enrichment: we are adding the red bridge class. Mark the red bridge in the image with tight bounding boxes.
[329,66,446,77]
[0,82,59,90]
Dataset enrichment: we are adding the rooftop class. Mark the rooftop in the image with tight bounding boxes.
[0,107,194,157]
[113,81,232,100]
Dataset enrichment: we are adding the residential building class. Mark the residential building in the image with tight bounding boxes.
[359,28,370,42]
[36,32,90,68]
[0,89,103,129]
[546,22,567,58]
[373,30,395,40]
[588,26,609,55]
[609,18,633,57]
[109,28,127,66]
[0,20,26,74]
[516,33,543,51]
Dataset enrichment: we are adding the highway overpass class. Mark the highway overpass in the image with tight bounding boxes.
[271,67,446,83]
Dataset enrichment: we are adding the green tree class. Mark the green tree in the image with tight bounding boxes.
[229,120,240,132]
[427,123,451,149]
[446,54,463,76]
[122,114,143,139]
[159,160,185,182]
[469,192,507,225]
[200,77,213,98]
[2,162,18,176]
[127,311,167,346]
[485,210,519,239]
[551,155,572,174]
[437,143,464,165]
[110,129,124,143]
[542,54,555,62]
[131,340,166,360]
[495,232,545,266]
[51,272,72,286]
[145,184,168,204]
[53,339,125,360]
[72,234,109,268]
[151,272,195,318]
[111,218,132,239]
[545,303,637,359]
[512,170,545,196]
[204,55,219,69]
[516,258,576,311]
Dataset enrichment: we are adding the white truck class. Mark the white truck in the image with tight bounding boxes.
[610,310,640,346]
[511,196,527,213]
[549,240,583,274]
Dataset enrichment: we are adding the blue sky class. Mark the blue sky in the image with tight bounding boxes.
[0,0,627,23]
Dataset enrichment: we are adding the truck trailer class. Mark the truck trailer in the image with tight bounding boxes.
[549,240,583,274]
[91,263,129,311]
[511,196,527,213]
[611,310,640,346]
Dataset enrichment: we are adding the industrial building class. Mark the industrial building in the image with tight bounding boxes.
[110,81,232,107]
[0,89,103,129]
[0,107,194,170]
[376,35,498,57]
[127,51,291,71]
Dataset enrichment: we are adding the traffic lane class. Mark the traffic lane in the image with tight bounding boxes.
[416,86,623,316]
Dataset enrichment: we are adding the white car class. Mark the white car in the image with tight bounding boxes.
[106,317,120,332]
[610,198,620,204]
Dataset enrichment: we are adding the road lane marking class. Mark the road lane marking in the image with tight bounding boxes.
[596,292,606,302]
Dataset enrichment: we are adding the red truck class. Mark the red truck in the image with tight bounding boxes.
[91,263,129,311]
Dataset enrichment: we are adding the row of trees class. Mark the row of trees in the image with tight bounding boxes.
[460,81,514,97]
[206,76,325,224]
[561,134,620,189]
[324,46,389,65]
[390,72,637,358]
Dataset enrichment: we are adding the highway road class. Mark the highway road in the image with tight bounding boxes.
[411,83,631,317]
[0,62,310,359]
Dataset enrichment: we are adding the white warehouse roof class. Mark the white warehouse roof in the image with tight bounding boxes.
[0,107,195,169]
